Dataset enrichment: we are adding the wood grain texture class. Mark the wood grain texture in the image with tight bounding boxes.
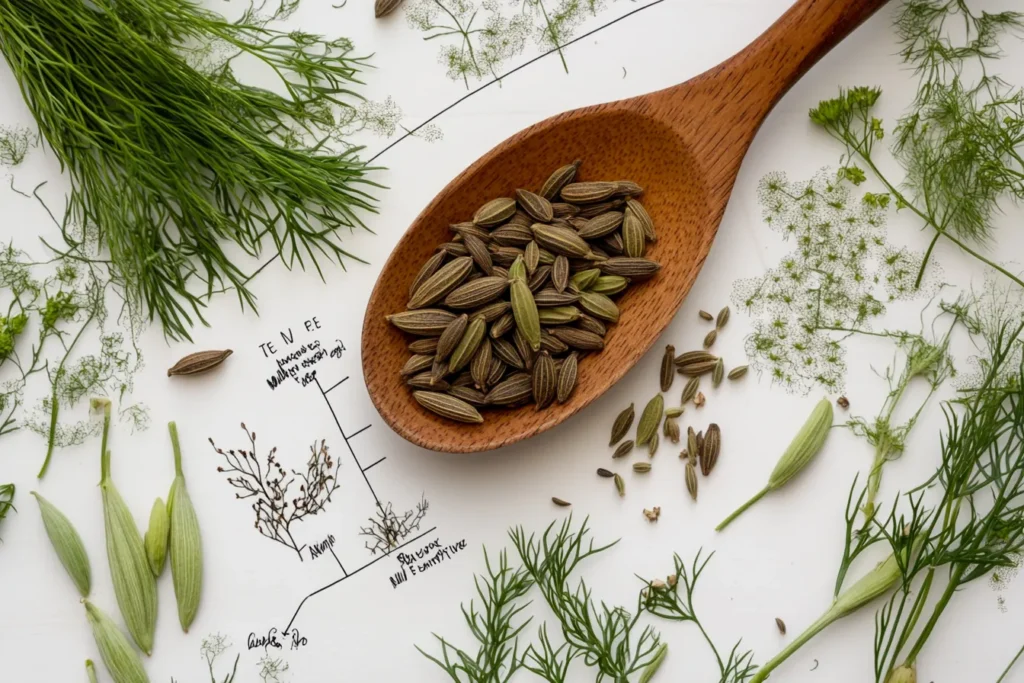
[362,0,889,453]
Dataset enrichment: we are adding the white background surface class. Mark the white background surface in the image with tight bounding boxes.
[1,0,1023,681]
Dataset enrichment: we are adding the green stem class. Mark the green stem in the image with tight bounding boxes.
[997,642,1024,683]
[751,609,839,683]
[168,421,183,477]
[99,401,111,483]
[716,487,769,532]
[904,565,964,664]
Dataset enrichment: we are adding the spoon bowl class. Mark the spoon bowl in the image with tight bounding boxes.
[362,0,888,453]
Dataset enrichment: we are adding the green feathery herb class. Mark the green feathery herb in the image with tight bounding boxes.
[808,1,1024,291]
[0,0,380,341]
[0,124,34,167]
[0,483,14,540]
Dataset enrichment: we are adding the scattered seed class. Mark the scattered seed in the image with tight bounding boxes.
[614,473,625,497]
[685,463,698,501]
[681,376,700,404]
[694,392,706,408]
[698,310,714,321]
[703,329,717,349]
[643,507,661,522]
[702,423,721,476]
[716,306,730,329]
[633,462,651,473]
[612,440,634,459]
[728,365,749,381]
[837,396,850,409]
[712,358,724,387]
[665,406,685,418]
[551,497,572,507]
[167,349,233,377]
[775,618,787,635]
[636,394,664,446]
[663,418,680,444]
[660,345,676,392]
[597,468,614,478]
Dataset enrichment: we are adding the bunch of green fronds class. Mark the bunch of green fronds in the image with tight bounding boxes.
[808,1,1024,292]
[0,0,379,340]
[0,483,14,540]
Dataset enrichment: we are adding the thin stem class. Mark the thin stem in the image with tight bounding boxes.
[915,231,942,289]
[716,487,769,532]
[904,565,964,664]
[751,610,838,683]
[169,421,183,477]
[99,401,112,483]
[997,642,1024,683]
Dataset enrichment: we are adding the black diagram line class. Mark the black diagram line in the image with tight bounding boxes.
[324,376,348,394]
[328,545,348,576]
[283,525,438,634]
[347,424,371,439]
[362,456,386,473]
[315,375,383,511]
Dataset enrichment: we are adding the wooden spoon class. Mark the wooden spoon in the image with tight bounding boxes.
[362,0,888,453]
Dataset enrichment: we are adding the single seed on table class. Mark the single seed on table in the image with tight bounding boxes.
[515,188,554,223]
[473,197,516,227]
[660,345,675,392]
[413,391,483,424]
[677,359,718,377]
[643,506,661,522]
[167,349,233,377]
[407,257,474,309]
[702,423,721,476]
[775,618,787,635]
[556,352,579,403]
[636,394,664,446]
[633,462,651,473]
[463,233,493,275]
[681,376,700,404]
[524,240,540,274]
[551,497,571,507]
[698,310,714,321]
[694,391,706,408]
[716,306,731,329]
[408,250,447,299]
[663,418,680,444]
[597,468,614,478]
[532,351,556,409]
[625,198,656,241]
[728,365,749,381]
[577,211,624,239]
[613,440,634,459]
[674,350,717,366]
[712,358,724,387]
[837,396,850,409]
[448,316,487,372]
[648,433,660,456]
[560,181,618,204]
[614,473,625,497]
[703,328,717,349]
[610,404,635,445]
[687,427,698,465]
[539,160,581,200]
[665,406,685,418]
[685,463,698,501]
[549,327,604,351]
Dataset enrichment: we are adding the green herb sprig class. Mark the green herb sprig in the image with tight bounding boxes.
[0,0,380,341]
[0,483,14,540]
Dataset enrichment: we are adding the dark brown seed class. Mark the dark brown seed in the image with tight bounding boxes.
[463,233,493,275]
[447,385,487,406]
[598,257,661,279]
[660,345,676,392]
[375,0,404,18]
[775,618,786,635]
[387,309,457,336]
[431,358,449,385]
[524,240,540,275]
[556,351,579,403]
[473,197,517,227]
[577,211,624,239]
[508,210,533,228]
[408,257,474,309]
[439,241,469,256]
[552,256,570,293]
[601,232,625,255]
[492,337,524,370]
[837,396,850,409]
[436,314,469,362]
[610,403,634,445]
[695,430,705,466]
[687,427,698,465]
[550,327,604,351]
[597,468,614,478]
[487,357,506,387]
[452,372,475,387]
[615,180,644,196]
[167,349,233,376]
[413,391,484,424]
[471,338,493,389]
[551,497,572,507]
[484,373,533,405]
[490,246,525,267]
[702,423,721,476]
[577,199,625,219]
[444,276,509,309]
[407,372,450,391]
[532,351,556,409]
[408,338,439,355]
[491,223,535,247]
[551,202,579,218]
[471,300,511,323]
[561,181,618,203]
[528,264,552,292]
[490,312,515,338]
[408,250,446,299]
[516,188,554,223]
[451,222,491,242]
[512,328,535,370]
[612,440,634,458]
[534,288,581,307]
[540,330,569,354]
[577,314,607,337]
[539,160,581,201]
[699,310,714,321]
[401,354,435,377]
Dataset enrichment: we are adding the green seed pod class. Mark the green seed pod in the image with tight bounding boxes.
[84,600,150,683]
[144,498,169,577]
[32,491,92,597]
[168,422,203,633]
[86,659,99,683]
[886,664,917,683]
[829,548,905,619]
[717,398,833,532]
[638,643,668,683]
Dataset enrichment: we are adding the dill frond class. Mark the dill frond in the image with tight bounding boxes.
[0,0,380,341]
[0,483,14,541]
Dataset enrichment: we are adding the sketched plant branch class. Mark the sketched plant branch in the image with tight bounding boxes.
[361,496,429,555]
[211,423,340,560]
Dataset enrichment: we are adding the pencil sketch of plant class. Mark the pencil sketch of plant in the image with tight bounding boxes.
[211,423,340,560]
[361,495,429,555]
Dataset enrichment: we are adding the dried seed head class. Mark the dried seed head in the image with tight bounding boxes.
[693,391,706,408]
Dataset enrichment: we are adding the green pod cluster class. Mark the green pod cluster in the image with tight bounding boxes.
[84,600,150,683]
